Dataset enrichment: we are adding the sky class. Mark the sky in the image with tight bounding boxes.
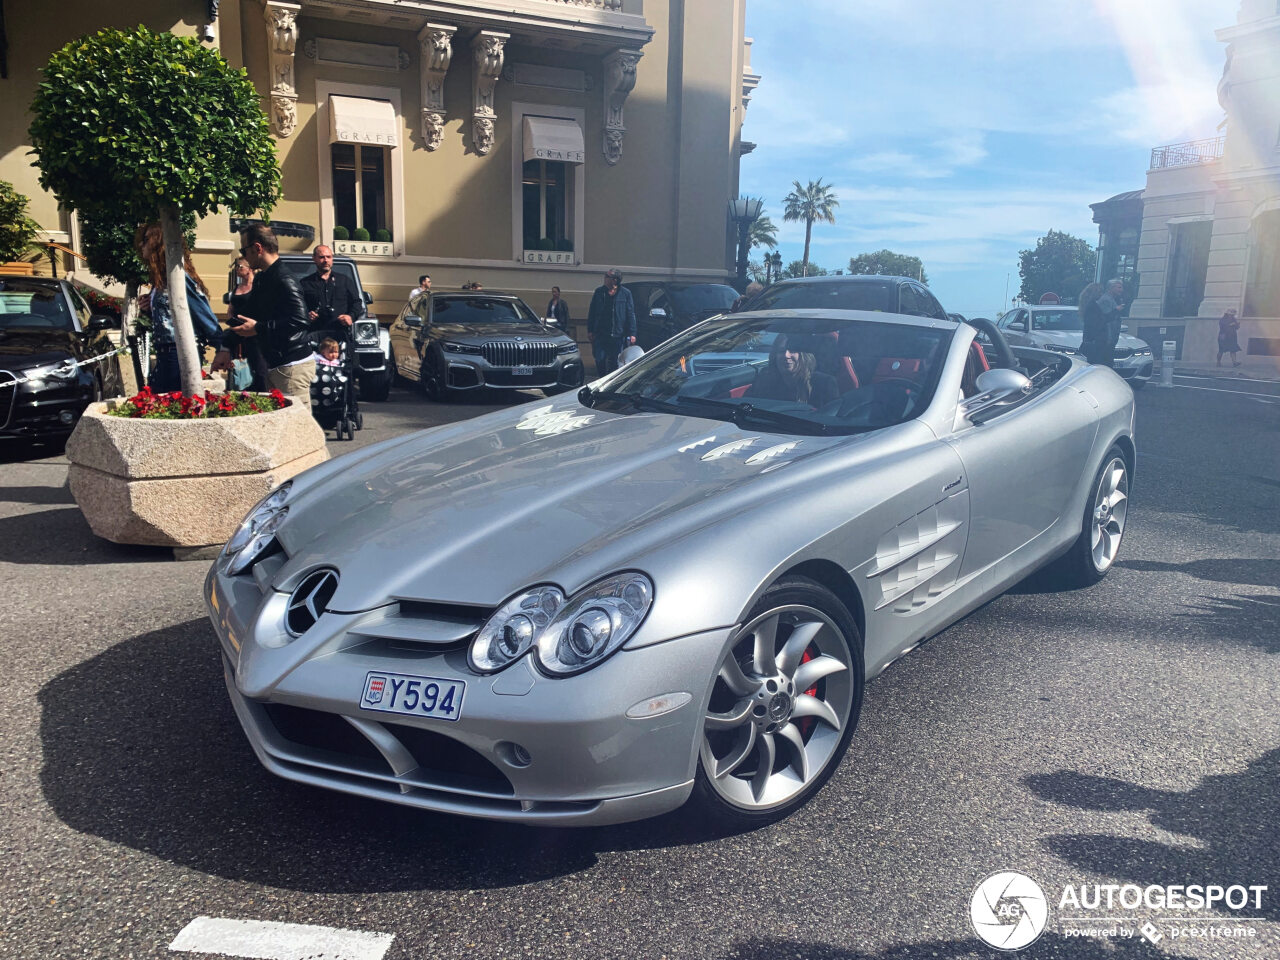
[739,0,1239,318]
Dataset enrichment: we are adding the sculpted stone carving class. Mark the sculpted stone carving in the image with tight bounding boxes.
[268,7,297,53]
[263,2,301,138]
[602,49,642,165]
[418,23,455,151]
[470,31,508,156]
[272,95,297,138]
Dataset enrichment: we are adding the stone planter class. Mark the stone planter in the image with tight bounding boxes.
[66,398,328,548]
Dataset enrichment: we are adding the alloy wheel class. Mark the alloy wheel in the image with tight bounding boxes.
[1090,457,1128,572]
[701,604,853,811]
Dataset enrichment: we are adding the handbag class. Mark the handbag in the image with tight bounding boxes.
[229,357,254,391]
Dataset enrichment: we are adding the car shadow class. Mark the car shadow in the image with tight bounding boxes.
[711,934,1164,959]
[1023,749,1280,921]
[1116,557,1280,588]
[0,506,171,565]
[0,436,67,463]
[39,619,754,894]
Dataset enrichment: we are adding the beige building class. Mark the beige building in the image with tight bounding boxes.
[1,0,759,318]
[1094,0,1279,370]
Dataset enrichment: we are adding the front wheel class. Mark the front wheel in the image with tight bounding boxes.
[360,370,391,402]
[689,577,863,826]
[1044,445,1130,588]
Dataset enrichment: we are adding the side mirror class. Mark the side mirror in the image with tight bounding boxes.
[1008,320,1027,332]
[650,307,668,319]
[362,291,373,305]
[88,314,119,331]
[1121,324,1129,333]
[962,368,1033,420]
[404,315,423,328]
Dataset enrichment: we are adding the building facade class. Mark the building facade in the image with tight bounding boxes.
[0,0,759,316]
[1093,0,1279,369]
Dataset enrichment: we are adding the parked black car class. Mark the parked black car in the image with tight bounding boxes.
[0,276,125,441]
[748,275,952,321]
[388,290,583,400]
[623,281,739,350]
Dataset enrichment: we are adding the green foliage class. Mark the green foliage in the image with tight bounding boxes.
[749,214,777,251]
[783,259,828,279]
[0,180,41,263]
[535,237,556,251]
[28,25,281,225]
[1018,229,1097,303]
[353,227,371,242]
[374,228,392,243]
[848,249,928,285]
[783,179,839,276]
[555,237,574,252]
[333,226,350,241]
[78,210,197,288]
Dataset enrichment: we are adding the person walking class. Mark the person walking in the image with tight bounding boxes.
[586,269,636,375]
[233,224,316,407]
[301,244,363,337]
[410,274,431,301]
[545,285,570,327]
[137,224,227,392]
[1217,308,1242,367]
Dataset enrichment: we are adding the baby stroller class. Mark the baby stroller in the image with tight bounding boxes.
[310,329,363,441]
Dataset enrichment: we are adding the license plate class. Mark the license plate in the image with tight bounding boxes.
[360,671,465,722]
[512,365,533,376]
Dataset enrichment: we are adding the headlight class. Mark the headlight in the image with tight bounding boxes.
[23,360,78,384]
[1136,349,1152,356]
[534,572,654,676]
[1043,343,1078,355]
[353,320,378,342]
[224,482,292,575]
[442,341,483,355]
[556,341,579,355]
[469,585,566,673]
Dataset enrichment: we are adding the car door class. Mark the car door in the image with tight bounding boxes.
[631,284,665,348]
[1000,309,1031,346]
[944,377,1099,584]
[389,299,426,380]
[917,285,950,321]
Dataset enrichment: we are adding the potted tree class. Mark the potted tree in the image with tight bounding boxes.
[27,26,326,553]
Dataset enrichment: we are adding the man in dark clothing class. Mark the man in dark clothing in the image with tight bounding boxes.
[1089,278,1126,368]
[300,244,364,338]
[586,269,637,375]
[235,224,316,407]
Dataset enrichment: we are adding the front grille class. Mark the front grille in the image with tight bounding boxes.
[1113,347,1133,360]
[482,340,556,367]
[0,371,16,430]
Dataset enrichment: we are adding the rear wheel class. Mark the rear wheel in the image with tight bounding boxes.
[1044,445,1130,588]
[689,577,863,826]
[360,370,391,402]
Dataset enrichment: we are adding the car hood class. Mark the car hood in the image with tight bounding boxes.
[276,398,854,612]
[0,329,74,369]
[432,321,564,342]
[1031,330,1148,351]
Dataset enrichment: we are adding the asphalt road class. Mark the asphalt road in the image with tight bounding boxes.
[1,373,1277,960]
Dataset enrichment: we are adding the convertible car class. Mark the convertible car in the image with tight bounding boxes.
[206,308,1134,826]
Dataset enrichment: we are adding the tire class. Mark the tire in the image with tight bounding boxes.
[354,411,364,431]
[1130,379,1146,391]
[689,577,864,827]
[360,370,392,402]
[422,353,450,402]
[1043,445,1130,588]
[340,418,356,441]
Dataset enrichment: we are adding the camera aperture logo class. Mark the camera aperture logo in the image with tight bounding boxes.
[971,872,1049,951]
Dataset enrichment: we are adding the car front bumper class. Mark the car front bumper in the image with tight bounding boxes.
[1114,357,1153,382]
[206,560,727,825]
[441,354,585,392]
[0,372,95,439]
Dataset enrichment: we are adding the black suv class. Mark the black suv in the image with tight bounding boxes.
[623,281,739,350]
[747,275,951,321]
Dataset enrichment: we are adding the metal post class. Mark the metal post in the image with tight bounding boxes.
[1159,340,1176,387]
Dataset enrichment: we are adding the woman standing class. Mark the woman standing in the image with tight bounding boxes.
[545,285,571,327]
[137,224,226,392]
[1218,308,1242,367]
[225,256,270,390]
[1077,282,1110,367]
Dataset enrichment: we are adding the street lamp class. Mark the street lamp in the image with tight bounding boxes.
[767,251,782,283]
[729,197,764,286]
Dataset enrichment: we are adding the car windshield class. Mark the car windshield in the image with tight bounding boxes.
[1032,309,1082,332]
[0,282,74,331]
[669,284,738,316]
[750,280,898,313]
[590,314,951,435]
[433,296,539,325]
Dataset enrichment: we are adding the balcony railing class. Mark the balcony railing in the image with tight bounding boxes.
[543,0,624,8]
[1150,137,1225,169]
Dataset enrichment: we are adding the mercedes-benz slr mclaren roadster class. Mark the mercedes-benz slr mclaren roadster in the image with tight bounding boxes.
[206,308,1135,826]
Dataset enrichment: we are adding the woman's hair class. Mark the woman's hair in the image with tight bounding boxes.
[136,223,209,296]
[1078,282,1104,310]
[770,334,816,402]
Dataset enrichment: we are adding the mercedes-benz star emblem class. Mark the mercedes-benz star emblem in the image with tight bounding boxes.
[286,569,339,636]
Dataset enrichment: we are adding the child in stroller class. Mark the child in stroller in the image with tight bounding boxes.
[310,332,363,440]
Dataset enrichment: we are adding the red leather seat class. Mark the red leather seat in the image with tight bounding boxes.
[873,358,922,381]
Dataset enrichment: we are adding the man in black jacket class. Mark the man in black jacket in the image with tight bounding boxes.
[300,244,364,338]
[235,224,316,407]
[586,269,637,375]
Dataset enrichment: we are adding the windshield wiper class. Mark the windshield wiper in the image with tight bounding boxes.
[671,396,832,435]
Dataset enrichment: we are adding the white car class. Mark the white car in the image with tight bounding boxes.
[996,305,1153,387]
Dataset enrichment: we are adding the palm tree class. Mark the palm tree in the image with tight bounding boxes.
[782,178,839,277]
[749,214,777,253]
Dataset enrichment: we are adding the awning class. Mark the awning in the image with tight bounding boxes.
[523,117,585,164]
[329,96,398,147]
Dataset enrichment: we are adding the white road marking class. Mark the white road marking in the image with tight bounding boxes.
[169,917,394,960]
[1168,380,1280,402]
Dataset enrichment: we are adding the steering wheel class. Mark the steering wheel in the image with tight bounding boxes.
[825,378,919,420]
[964,316,1015,369]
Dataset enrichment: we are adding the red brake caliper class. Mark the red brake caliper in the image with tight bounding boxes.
[798,647,818,739]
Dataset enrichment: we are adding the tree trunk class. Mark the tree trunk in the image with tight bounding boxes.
[159,205,204,396]
[802,220,813,277]
[122,279,139,337]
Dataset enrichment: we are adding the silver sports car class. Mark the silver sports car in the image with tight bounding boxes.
[206,309,1135,826]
